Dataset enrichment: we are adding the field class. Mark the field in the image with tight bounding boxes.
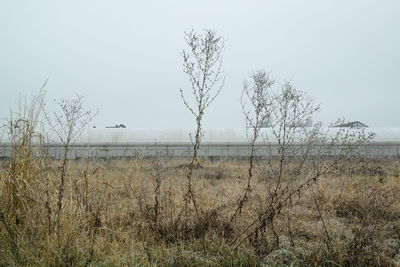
[1,155,400,266]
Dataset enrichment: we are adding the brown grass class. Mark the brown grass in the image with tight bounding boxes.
[1,156,400,266]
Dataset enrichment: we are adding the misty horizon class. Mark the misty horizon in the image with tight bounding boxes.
[1,0,399,129]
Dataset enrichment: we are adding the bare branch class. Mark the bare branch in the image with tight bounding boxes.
[179,29,225,231]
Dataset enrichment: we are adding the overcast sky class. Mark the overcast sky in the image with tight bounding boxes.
[1,0,399,129]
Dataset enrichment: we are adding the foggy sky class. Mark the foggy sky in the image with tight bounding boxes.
[1,0,399,130]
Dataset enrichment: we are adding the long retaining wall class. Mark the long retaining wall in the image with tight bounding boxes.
[1,142,400,160]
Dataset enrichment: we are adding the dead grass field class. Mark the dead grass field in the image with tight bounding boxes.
[1,157,400,266]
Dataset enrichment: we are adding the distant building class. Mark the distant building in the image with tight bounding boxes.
[286,117,312,128]
[105,124,127,128]
[332,121,368,128]
[260,116,273,127]
[260,116,312,128]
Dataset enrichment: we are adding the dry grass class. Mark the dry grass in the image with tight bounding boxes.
[1,156,400,266]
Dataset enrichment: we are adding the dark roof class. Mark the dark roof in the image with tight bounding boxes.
[332,121,368,128]
[105,123,127,129]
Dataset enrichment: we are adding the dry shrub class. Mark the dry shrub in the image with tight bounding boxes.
[336,159,388,179]
[333,182,400,223]
[203,167,227,180]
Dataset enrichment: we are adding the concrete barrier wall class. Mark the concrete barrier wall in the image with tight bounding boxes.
[1,142,400,160]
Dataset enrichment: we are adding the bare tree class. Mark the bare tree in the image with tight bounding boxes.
[43,95,96,236]
[180,29,225,220]
[230,80,375,249]
[267,82,320,200]
[228,70,274,226]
